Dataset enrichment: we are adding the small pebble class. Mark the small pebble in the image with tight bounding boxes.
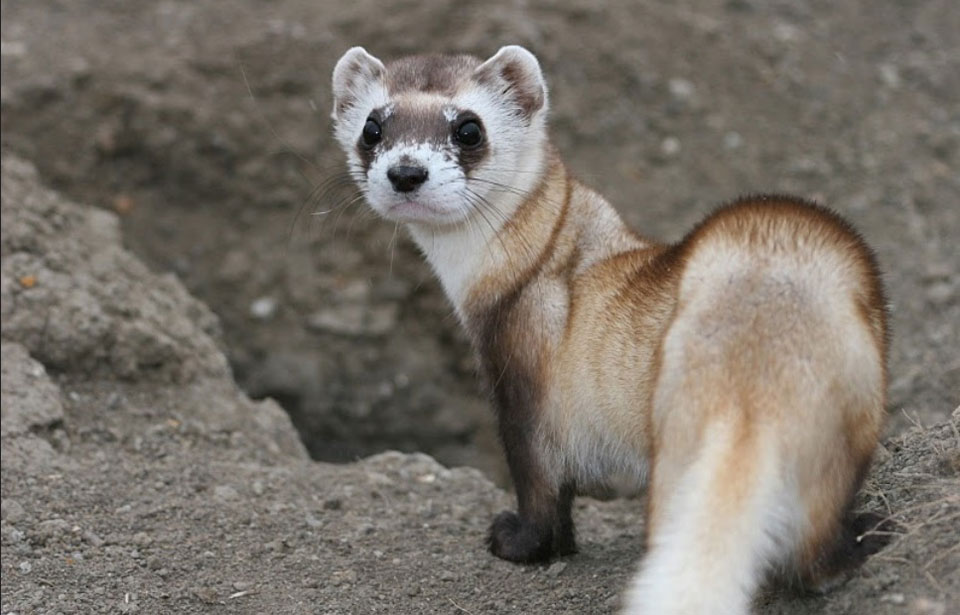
[772,22,800,43]
[723,131,743,150]
[213,485,239,501]
[1,499,26,524]
[880,592,905,604]
[132,531,153,546]
[193,587,218,604]
[660,137,681,158]
[332,569,358,586]
[879,63,901,89]
[37,518,69,541]
[908,598,947,615]
[0,40,27,57]
[668,77,695,101]
[926,281,953,303]
[439,570,457,582]
[82,531,104,547]
[338,279,370,302]
[249,296,278,320]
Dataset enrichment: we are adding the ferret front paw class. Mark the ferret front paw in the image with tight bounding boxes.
[486,510,557,563]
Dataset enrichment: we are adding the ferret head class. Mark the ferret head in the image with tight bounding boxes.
[331,46,549,227]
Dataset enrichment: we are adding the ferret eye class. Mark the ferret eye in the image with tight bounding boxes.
[455,120,483,148]
[361,118,382,148]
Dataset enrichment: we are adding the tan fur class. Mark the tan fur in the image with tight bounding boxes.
[462,151,886,585]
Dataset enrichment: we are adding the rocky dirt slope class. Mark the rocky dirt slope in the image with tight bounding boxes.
[2,154,957,614]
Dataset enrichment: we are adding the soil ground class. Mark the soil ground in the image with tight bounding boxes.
[1,1,958,613]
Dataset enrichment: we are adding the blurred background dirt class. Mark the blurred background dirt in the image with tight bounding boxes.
[2,0,957,478]
[1,1,958,613]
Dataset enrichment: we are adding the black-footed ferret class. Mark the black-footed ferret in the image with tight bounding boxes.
[330,45,888,614]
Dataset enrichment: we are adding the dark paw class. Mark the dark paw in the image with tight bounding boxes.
[486,511,557,563]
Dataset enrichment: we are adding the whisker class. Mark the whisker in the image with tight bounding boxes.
[464,187,542,265]
[389,221,401,275]
[460,190,505,268]
[288,172,365,243]
[466,177,535,199]
[236,57,319,170]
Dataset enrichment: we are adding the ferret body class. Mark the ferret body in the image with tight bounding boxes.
[331,46,887,614]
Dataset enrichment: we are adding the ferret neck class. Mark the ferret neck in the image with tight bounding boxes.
[406,147,565,319]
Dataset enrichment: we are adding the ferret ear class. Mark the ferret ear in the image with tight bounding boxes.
[474,45,547,118]
[331,47,386,121]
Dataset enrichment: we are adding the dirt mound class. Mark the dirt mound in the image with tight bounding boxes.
[2,153,957,614]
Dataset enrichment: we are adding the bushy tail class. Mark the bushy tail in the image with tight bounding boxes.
[622,420,795,615]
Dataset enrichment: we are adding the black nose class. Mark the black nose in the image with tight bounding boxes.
[387,165,429,193]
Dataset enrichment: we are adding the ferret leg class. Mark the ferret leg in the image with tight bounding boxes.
[487,415,575,562]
